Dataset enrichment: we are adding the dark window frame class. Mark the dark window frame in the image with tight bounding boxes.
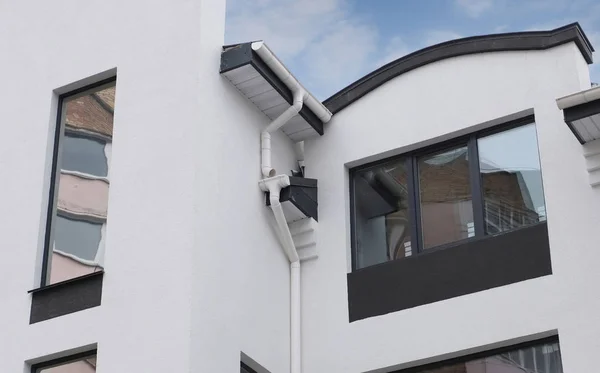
[40,77,116,287]
[390,336,559,373]
[350,115,538,271]
[30,349,97,373]
[241,362,259,373]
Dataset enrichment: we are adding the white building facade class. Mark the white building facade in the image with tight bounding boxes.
[0,1,599,372]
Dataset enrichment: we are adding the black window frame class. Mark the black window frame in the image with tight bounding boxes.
[390,336,560,373]
[241,362,259,373]
[30,349,97,373]
[350,114,541,271]
[40,77,116,287]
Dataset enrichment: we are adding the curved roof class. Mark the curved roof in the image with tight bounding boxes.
[324,23,594,114]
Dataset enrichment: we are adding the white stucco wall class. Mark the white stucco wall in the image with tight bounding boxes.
[0,0,294,372]
[304,43,600,372]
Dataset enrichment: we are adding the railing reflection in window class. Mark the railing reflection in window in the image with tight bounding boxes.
[478,123,546,235]
[44,81,115,285]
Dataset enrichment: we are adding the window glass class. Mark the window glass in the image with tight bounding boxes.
[410,341,562,373]
[36,355,96,372]
[418,145,473,249]
[478,123,545,235]
[353,158,412,269]
[61,134,108,177]
[54,216,102,261]
[45,83,115,285]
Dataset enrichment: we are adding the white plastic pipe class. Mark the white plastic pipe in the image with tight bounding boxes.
[252,42,332,124]
[290,261,301,373]
[258,175,302,373]
[294,141,305,174]
[261,90,306,178]
[255,42,331,373]
[259,175,299,263]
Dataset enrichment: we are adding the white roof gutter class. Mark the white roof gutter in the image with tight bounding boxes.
[557,85,600,109]
[251,41,332,123]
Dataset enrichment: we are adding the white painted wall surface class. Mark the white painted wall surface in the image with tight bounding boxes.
[304,43,600,372]
[0,0,294,372]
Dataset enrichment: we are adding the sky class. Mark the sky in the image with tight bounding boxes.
[225,0,600,100]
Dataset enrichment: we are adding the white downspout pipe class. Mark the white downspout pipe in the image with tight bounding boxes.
[254,41,332,373]
[258,175,302,373]
[290,261,301,373]
[261,90,307,178]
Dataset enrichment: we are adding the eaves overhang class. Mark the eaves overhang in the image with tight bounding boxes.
[220,42,330,142]
[557,85,600,144]
[324,23,594,115]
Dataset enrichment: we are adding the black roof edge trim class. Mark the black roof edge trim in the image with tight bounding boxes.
[324,23,594,115]
[220,43,324,136]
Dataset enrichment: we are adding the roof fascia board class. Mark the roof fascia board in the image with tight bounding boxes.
[324,23,594,115]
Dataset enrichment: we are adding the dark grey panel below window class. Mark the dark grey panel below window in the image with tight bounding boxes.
[30,271,103,324]
[347,222,551,322]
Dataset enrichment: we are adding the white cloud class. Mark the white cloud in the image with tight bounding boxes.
[301,22,378,97]
[225,0,380,98]
[373,36,412,69]
[424,30,463,46]
[455,0,494,18]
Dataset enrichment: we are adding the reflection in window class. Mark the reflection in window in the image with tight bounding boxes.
[478,123,545,235]
[61,134,108,177]
[45,82,115,285]
[414,341,562,373]
[54,216,102,261]
[35,354,96,372]
[419,146,473,249]
[353,159,412,268]
[350,119,547,270]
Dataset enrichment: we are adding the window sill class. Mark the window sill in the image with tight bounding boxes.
[29,271,104,324]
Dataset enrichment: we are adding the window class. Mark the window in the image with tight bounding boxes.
[478,123,546,234]
[395,339,562,373]
[351,118,546,270]
[32,351,97,372]
[42,79,116,286]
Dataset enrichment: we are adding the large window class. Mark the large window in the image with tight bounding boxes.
[351,119,546,270]
[32,351,97,372]
[42,79,116,286]
[393,339,562,373]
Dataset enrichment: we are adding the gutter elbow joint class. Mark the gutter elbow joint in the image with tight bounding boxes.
[262,167,276,178]
[293,90,307,110]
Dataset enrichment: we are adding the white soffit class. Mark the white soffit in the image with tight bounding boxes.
[557,86,600,144]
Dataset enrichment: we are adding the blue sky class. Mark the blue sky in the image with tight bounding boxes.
[225,0,600,100]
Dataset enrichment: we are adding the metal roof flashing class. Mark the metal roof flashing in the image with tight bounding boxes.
[324,22,594,115]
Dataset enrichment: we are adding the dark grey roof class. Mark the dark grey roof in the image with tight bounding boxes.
[324,23,594,114]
